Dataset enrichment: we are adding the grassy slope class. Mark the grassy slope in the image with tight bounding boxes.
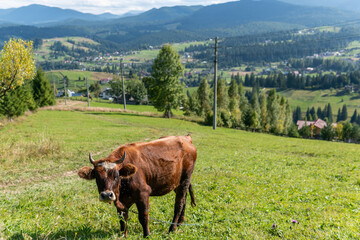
[277,89,360,115]
[1,109,360,239]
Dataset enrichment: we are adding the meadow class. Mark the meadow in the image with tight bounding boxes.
[0,106,360,239]
[277,89,360,115]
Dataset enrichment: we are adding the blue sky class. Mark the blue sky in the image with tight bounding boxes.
[0,0,231,14]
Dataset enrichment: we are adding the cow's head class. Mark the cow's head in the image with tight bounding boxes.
[78,152,137,203]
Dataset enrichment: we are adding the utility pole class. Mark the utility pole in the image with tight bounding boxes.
[86,77,90,107]
[120,58,126,110]
[213,37,218,130]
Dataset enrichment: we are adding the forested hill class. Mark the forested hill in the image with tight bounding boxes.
[0,0,358,51]
[178,0,358,30]
[186,28,360,68]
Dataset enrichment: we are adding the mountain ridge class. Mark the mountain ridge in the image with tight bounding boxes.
[0,4,120,25]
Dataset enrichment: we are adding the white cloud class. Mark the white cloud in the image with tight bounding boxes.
[0,0,230,14]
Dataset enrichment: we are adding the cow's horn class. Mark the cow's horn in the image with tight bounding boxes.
[115,151,126,164]
[89,152,95,165]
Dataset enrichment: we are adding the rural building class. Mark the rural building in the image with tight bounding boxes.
[100,87,112,99]
[297,118,327,136]
[100,78,112,84]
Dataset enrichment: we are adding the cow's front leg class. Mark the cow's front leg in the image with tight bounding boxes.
[136,193,150,238]
[115,201,129,237]
[117,209,128,237]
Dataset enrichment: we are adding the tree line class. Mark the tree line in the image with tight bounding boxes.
[241,71,360,90]
[287,58,359,73]
[183,79,295,135]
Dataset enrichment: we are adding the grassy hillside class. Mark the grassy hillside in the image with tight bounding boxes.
[1,108,360,239]
[277,89,360,116]
[35,37,100,62]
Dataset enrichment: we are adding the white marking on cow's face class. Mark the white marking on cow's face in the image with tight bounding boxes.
[97,162,117,170]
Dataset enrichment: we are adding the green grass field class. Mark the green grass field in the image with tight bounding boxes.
[277,89,360,116]
[45,71,116,91]
[1,108,360,239]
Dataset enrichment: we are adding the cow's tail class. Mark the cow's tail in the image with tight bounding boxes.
[189,184,196,207]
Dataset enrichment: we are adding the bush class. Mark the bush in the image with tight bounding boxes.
[287,124,299,138]
[320,124,335,141]
[299,125,311,138]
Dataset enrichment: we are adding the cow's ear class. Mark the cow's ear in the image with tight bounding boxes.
[119,164,137,178]
[78,166,95,180]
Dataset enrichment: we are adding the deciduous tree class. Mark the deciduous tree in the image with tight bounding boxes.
[0,38,36,98]
[148,44,184,118]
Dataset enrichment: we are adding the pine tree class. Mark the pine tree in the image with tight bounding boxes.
[32,68,55,107]
[351,109,358,123]
[238,82,248,111]
[317,107,323,119]
[284,100,293,135]
[0,82,36,119]
[320,124,335,141]
[250,86,260,116]
[327,103,333,122]
[267,89,281,134]
[337,108,342,122]
[217,78,229,110]
[293,106,302,123]
[183,91,199,116]
[259,92,268,131]
[228,79,239,113]
[341,104,348,121]
[306,107,311,121]
[196,78,211,116]
[310,106,317,120]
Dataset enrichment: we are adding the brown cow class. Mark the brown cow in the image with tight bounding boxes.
[78,135,197,237]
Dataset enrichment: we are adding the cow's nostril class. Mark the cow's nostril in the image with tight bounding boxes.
[109,192,113,197]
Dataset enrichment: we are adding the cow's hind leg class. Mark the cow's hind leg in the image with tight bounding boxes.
[178,191,187,226]
[169,184,188,232]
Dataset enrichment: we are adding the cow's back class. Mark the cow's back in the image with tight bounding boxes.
[120,135,196,196]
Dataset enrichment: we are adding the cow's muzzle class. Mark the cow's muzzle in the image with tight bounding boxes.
[99,191,116,202]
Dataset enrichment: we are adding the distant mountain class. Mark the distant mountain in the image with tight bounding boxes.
[0,0,359,51]
[178,0,358,30]
[0,4,119,25]
[111,5,203,24]
[282,0,360,12]
[120,10,144,18]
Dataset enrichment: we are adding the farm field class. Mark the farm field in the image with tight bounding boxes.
[45,71,116,91]
[1,108,360,239]
[277,89,360,115]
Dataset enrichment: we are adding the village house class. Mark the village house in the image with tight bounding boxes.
[297,118,327,136]
[100,78,112,85]
[297,118,337,137]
